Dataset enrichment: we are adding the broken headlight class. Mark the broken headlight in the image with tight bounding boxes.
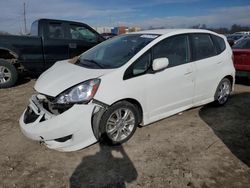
[55,78,100,104]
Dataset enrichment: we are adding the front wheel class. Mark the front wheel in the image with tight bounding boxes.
[100,101,139,145]
[214,78,232,106]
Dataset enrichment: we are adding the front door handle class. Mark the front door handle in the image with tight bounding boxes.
[69,43,77,49]
[184,70,193,75]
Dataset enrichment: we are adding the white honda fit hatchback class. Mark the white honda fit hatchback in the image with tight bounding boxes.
[20,29,235,151]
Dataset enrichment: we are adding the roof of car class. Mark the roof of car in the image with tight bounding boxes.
[132,29,215,35]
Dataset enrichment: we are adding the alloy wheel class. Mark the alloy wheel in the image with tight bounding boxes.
[105,108,135,142]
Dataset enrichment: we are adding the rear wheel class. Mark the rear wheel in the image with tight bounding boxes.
[0,59,18,88]
[100,101,139,145]
[214,78,231,106]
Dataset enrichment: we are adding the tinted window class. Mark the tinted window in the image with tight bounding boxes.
[69,25,98,42]
[30,21,38,36]
[211,34,226,54]
[191,34,217,61]
[233,39,250,49]
[153,35,189,68]
[124,51,151,79]
[48,23,64,39]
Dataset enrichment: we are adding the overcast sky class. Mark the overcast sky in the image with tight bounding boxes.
[0,0,250,34]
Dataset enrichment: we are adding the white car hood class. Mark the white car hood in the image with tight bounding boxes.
[35,60,113,97]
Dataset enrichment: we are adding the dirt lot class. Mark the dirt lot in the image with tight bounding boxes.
[0,79,250,188]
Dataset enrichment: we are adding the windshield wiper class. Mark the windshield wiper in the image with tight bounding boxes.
[82,59,104,68]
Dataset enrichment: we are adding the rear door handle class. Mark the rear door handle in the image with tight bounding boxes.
[217,61,223,64]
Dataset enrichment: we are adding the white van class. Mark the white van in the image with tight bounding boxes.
[20,29,235,151]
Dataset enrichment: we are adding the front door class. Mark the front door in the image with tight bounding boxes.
[146,34,195,122]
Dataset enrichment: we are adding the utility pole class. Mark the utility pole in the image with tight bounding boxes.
[23,2,27,34]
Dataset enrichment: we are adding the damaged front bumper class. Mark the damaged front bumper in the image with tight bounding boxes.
[19,95,99,152]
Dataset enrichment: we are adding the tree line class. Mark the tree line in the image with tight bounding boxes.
[191,24,250,34]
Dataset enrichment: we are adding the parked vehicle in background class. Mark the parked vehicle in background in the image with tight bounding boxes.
[0,19,104,88]
[226,34,248,46]
[232,38,250,78]
[100,33,117,39]
[234,31,250,35]
[19,29,235,152]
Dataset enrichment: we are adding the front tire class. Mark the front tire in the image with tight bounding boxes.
[0,59,18,88]
[214,78,232,106]
[100,101,139,145]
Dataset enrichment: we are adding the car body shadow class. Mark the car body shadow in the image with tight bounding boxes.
[235,77,250,86]
[14,72,38,87]
[70,143,138,188]
[199,93,250,167]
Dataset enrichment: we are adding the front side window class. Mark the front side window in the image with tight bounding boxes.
[48,23,64,39]
[190,34,217,61]
[152,35,189,68]
[69,25,98,42]
[77,34,159,69]
[124,51,151,79]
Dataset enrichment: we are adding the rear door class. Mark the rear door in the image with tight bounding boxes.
[66,24,102,58]
[190,33,222,103]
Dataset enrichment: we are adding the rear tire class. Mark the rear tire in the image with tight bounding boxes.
[0,59,18,88]
[100,101,139,145]
[214,78,231,106]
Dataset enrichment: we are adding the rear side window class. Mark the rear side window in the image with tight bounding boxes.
[48,23,64,39]
[190,34,217,61]
[153,34,189,68]
[211,34,226,54]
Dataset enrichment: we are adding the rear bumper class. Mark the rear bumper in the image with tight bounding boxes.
[19,95,98,152]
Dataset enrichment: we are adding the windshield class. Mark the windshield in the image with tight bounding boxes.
[77,34,159,69]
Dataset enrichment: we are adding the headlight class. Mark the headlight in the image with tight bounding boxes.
[55,78,100,104]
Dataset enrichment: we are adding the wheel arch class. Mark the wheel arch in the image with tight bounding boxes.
[111,98,143,125]
[224,75,234,87]
[91,97,144,140]
[0,48,18,60]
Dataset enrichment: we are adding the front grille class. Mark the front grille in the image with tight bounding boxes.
[39,94,73,114]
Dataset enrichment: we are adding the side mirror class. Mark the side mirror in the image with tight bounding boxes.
[152,58,169,72]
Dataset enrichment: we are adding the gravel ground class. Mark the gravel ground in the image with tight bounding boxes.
[0,78,249,188]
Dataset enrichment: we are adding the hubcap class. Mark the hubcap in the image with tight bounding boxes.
[0,66,11,84]
[106,108,135,142]
[217,81,230,104]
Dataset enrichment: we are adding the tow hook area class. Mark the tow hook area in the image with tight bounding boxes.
[39,136,45,145]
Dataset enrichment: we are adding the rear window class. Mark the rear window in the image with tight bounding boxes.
[190,34,217,61]
[211,34,226,54]
[30,21,38,36]
[233,39,250,49]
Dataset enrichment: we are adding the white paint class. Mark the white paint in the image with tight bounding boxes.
[20,29,235,151]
